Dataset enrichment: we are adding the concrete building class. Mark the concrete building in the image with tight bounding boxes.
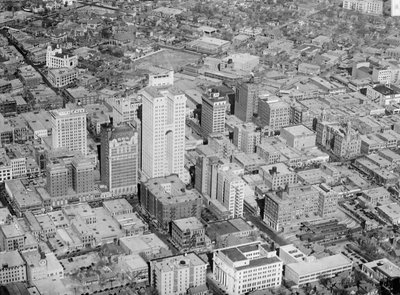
[45,161,69,198]
[140,174,202,230]
[280,125,316,150]
[71,158,94,194]
[119,233,171,260]
[342,0,383,15]
[150,253,207,295]
[171,217,205,251]
[50,106,87,155]
[258,98,290,133]
[285,254,352,286]
[208,133,237,160]
[213,242,283,295]
[376,203,400,225]
[46,45,78,68]
[233,122,261,154]
[21,249,63,283]
[264,184,320,231]
[234,82,259,123]
[194,145,220,199]
[217,165,245,219]
[260,163,297,191]
[47,67,78,88]
[278,244,307,265]
[0,251,27,285]
[100,123,139,196]
[361,258,400,281]
[106,95,141,125]
[201,88,227,138]
[140,71,187,182]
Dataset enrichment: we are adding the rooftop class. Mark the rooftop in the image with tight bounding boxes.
[0,250,25,268]
[286,254,352,275]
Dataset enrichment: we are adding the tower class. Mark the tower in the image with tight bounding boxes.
[50,105,87,155]
[201,88,227,138]
[100,122,139,196]
[139,71,187,181]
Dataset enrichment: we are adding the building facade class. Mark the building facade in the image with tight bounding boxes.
[50,106,87,155]
[201,88,227,138]
[101,123,139,196]
[140,71,187,181]
[150,253,207,295]
[213,242,283,295]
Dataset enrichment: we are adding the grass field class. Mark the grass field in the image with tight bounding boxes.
[133,49,200,71]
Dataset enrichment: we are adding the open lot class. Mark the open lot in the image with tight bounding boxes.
[133,49,200,71]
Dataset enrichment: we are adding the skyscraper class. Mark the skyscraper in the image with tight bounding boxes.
[201,88,226,138]
[100,122,139,196]
[139,71,187,181]
[217,164,245,218]
[50,105,87,155]
[234,82,258,122]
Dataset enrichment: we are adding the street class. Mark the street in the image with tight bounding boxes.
[244,207,290,247]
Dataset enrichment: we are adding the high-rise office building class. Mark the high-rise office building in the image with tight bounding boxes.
[234,82,258,122]
[194,145,220,199]
[201,88,226,138]
[233,122,261,154]
[46,157,95,198]
[50,105,87,155]
[46,161,69,198]
[140,71,187,181]
[217,164,245,218]
[72,158,94,194]
[258,97,290,134]
[100,123,139,196]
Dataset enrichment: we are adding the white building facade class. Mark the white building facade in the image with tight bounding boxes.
[140,72,187,181]
[50,106,87,155]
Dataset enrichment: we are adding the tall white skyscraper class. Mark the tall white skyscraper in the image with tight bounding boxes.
[140,71,187,180]
[50,105,87,155]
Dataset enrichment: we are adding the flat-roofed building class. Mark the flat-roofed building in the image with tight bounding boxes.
[260,163,297,191]
[258,98,290,133]
[119,233,172,260]
[0,251,27,285]
[376,203,400,225]
[233,123,261,154]
[201,88,227,138]
[205,218,258,249]
[171,217,205,251]
[150,252,207,295]
[278,244,307,265]
[343,0,383,15]
[361,258,400,281]
[47,67,78,88]
[140,174,202,230]
[21,249,63,283]
[280,125,316,150]
[103,199,133,217]
[213,242,283,295]
[285,254,352,286]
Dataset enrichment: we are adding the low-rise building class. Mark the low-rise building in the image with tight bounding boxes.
[47,68,78,88]
[361,258,400,282]
[0,251,27,285]
[376,203,400,225]
[213,242,283,295]
[285,254,352,286]
[260,163,297,190]
[150,253,207,295]
[171,217,205,251]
